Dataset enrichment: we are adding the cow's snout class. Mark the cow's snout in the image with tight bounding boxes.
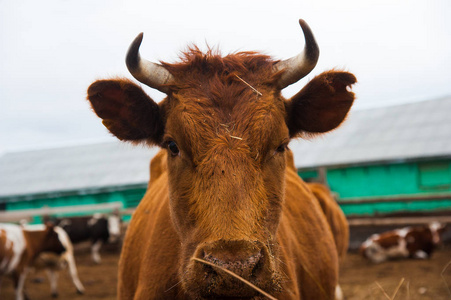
[186,240,279,298]
[200,241,266,280]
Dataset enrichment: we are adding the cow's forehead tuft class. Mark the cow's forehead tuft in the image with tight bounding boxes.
[163,48,277,80]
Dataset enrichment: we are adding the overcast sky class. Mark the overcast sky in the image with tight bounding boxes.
[1,0,450,155]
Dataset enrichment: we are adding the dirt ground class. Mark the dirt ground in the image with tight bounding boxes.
[1,245,450,300]
[340,245,451,300]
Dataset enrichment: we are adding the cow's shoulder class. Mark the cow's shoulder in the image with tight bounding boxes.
[280,167,339,299]
[119,159,180,298]
[307,182,349,259]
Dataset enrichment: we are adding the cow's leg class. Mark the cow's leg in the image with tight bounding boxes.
[46,269,59,298]
[91,240,103,264]
[15,268,30,300]
[65,254,85,294]
[335,284,344,300]
[413,250,428,259]
[0,275,4,298]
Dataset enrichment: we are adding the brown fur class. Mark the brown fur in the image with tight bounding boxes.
[0,229,15,274]
[285,151,349,260]
[307,183,349,260]
[87,47,356,299]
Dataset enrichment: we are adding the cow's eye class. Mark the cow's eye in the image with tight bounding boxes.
[167,141,180,156]
[276,143,288,153]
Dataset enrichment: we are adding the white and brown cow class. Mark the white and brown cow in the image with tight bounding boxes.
[0,223,65,300]
[25,224,85,298]
[360,222,447,263]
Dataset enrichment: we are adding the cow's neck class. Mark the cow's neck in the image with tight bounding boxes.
[22,230,47,261]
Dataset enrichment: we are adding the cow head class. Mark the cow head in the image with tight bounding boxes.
[87,19,356,298]
[89,213,122,243]
[429,222,447,245]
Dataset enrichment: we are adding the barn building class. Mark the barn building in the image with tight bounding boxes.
[1,96,450,227]
[293,96,451,219]
[0,143,158,223]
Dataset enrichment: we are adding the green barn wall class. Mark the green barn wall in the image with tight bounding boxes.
[2,187,147,223]
[2,159,451,221]
[5,188,147,211]
[299,159,451,216]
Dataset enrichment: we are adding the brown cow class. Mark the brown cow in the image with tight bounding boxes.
[87,19,356,299]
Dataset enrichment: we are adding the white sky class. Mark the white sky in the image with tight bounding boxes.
[1,0,450,155]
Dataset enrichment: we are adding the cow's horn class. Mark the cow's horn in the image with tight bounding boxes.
[126,33,173,93]
[274,19,320,89]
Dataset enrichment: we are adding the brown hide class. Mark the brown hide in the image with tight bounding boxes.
[119,150,339,299]
[285,151,349,260]
[22,225,65,261]
[15,225,66,276]
[0,229,15,274]
[307,183,349,259]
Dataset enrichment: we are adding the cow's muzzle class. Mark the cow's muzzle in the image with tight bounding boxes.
[184,240,280,299]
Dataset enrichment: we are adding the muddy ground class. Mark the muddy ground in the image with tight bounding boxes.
[2,245,450,299]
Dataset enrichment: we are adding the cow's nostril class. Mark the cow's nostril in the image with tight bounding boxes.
[202,264,217,279]
[200,246,265,280]
[251,252,264,279]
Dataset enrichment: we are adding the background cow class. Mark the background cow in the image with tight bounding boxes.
[25,224,85,298]
[360,222,447,263]
[48,212,121,264]
[0,223,65,300]
[87,19,355,299]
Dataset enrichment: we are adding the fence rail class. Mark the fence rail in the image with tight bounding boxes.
[0,202,123,223]
[347,215,451,226]
[337,193,451,205]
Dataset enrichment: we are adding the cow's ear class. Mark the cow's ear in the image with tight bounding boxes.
[87,79,165,145]
[285,70,356,137]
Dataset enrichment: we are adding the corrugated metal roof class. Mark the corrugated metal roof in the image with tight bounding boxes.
[0,142,159,198]
[291,96,451,168]
[1,96,450,198]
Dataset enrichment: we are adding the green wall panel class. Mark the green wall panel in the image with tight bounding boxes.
[4,187,147,222]
[298,159,451,216]
[323,161,451,199]
[341,199,451,216]
[327,163,420,198]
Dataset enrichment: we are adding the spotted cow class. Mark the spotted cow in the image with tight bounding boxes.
[0,223,65,300]
[50,212,121,264]
[360,222,447,263]
[25,224,85,297]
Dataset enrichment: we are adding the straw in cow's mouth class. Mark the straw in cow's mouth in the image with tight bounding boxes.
[191,257,278,300]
